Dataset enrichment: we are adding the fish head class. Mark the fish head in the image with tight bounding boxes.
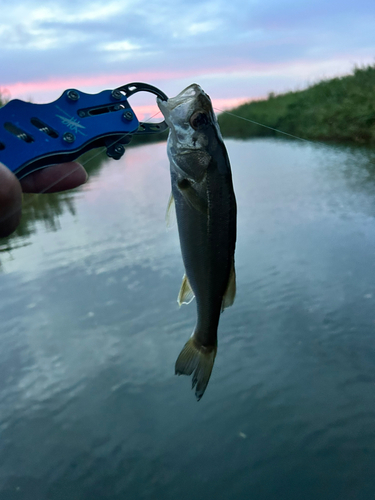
[157,84,223,180]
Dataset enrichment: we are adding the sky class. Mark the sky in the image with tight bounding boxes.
[0,0,374,119]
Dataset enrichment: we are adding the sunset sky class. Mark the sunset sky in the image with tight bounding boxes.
[1,0,374,119]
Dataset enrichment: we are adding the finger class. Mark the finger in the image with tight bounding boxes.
[0,163,22,238]
[20,162,88,193]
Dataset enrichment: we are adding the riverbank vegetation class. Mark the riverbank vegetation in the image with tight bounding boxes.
[218,64,375,145]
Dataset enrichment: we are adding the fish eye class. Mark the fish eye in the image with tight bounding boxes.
[190,111,209,130]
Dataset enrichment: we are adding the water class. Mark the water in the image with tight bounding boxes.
[1,138,375,499]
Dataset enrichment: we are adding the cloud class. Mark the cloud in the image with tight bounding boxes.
[185,21,220,36]
[100,41,141,52]
[0,0,374,106]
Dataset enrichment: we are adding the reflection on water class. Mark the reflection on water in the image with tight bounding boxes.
[1,139,375,500]
[0,149,107,262]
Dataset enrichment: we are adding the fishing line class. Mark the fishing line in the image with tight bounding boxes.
[214,107,313,144]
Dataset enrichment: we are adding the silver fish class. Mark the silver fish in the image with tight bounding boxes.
[157,84,237,401]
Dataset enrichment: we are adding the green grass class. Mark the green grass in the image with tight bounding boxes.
[218,64,375,144]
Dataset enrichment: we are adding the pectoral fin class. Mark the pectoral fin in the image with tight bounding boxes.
[178,274,195,306]
[222,260,236,311]
[177,179,207,214]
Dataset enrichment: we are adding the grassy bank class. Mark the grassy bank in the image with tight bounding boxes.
[218,64,375,145]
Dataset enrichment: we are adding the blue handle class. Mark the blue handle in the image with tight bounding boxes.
[0,88,139,179]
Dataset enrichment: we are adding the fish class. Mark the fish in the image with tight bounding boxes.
[157,84,237,401]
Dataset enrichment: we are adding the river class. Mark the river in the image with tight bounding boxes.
[0,138,375,499]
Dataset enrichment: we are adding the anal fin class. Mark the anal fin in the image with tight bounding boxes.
[222,260,236,311]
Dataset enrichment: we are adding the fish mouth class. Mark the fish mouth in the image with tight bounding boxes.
[158,84,213,113]
[167,84,202,110]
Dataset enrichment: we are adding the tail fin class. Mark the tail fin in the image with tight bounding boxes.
[175,337,217,401]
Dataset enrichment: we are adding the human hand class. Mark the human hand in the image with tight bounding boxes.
[0,162,88,238]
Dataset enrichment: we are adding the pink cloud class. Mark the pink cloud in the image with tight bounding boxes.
[5,54,358,117]
[2,62,276,100]
[3,69,202,99]
[2,52,371,107]
[2,69,254,119]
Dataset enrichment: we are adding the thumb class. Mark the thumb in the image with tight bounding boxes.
[0,162,22,238]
